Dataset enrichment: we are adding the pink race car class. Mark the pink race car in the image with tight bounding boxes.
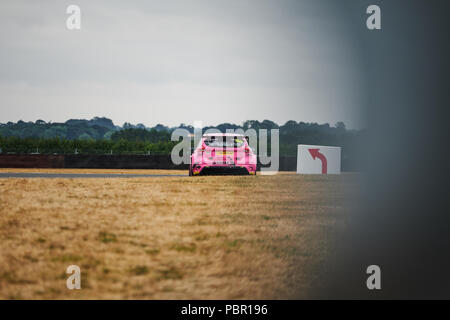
[189,133,257,176]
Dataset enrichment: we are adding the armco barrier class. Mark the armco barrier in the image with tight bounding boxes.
[64,154,189,169]
[0,154,298,171]
[0,154,64,168]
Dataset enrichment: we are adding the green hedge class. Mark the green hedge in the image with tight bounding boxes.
[0,136,178,155]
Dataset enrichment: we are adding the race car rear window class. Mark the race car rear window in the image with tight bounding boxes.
[204,136,245,148]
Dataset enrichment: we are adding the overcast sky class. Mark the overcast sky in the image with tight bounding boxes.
[0,0,366,129]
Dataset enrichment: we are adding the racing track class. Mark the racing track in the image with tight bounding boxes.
[0,172,187,178]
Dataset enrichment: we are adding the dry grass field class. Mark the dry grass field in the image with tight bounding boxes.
[0,170,359,299]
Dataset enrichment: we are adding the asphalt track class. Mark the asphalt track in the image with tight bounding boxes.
[0,172,187,178]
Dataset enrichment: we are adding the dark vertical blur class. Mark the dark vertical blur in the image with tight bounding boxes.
[318,0,450,298]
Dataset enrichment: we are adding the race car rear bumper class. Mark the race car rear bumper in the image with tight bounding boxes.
[192,164,256,175]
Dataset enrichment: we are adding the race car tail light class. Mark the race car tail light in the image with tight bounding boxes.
[244,147,250,153]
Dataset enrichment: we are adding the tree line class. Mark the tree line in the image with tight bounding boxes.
[0,118,365,161]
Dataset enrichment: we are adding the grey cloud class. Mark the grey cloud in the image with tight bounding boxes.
[0,0,365,128]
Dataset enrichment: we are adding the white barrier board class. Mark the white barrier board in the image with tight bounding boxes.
[297,144,341,174]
